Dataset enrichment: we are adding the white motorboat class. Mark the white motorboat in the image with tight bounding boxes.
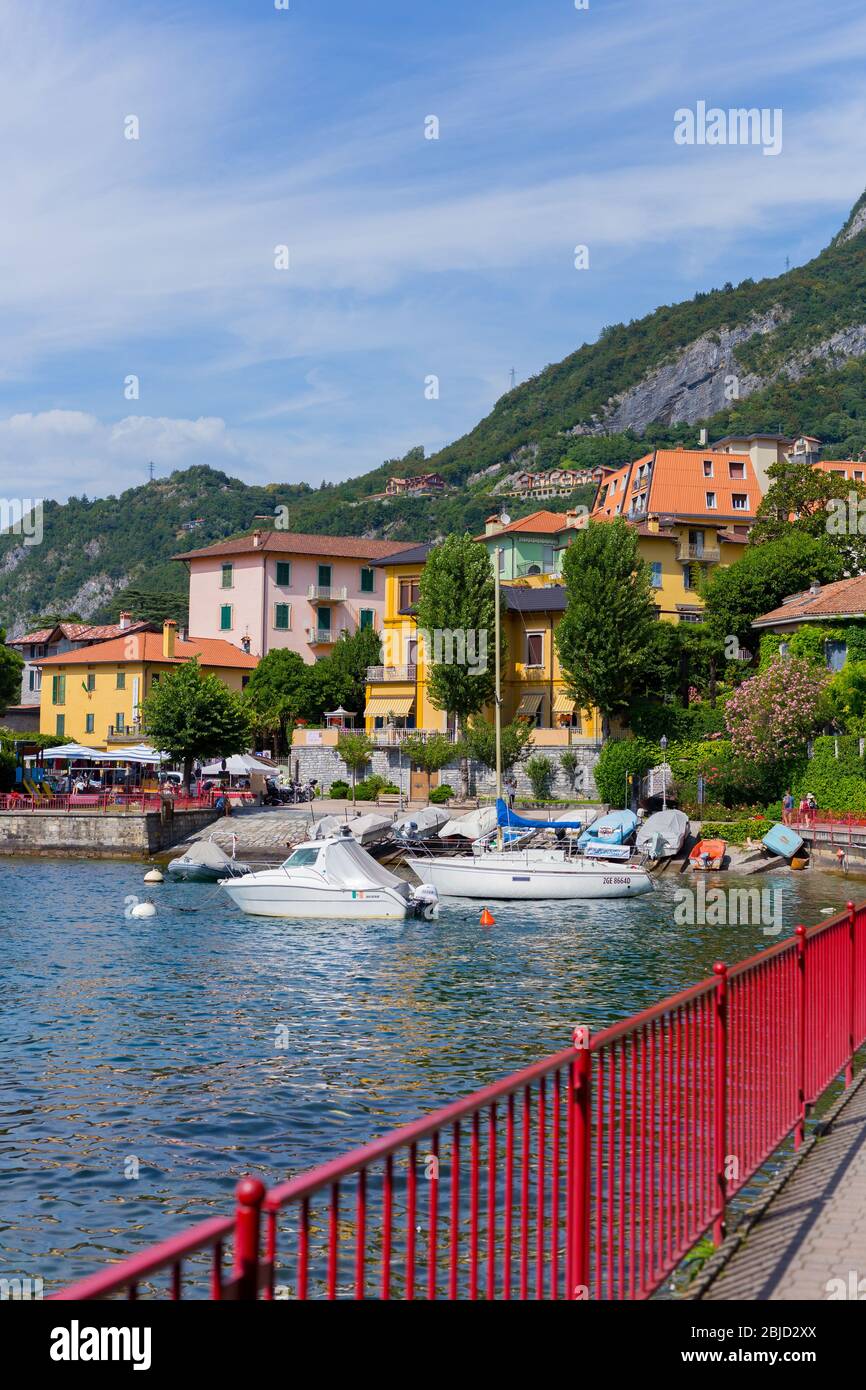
[167,837,251,882]
[403,845,652,900]
[313,812,393,848]
[438,805,499,840]
[635,809,690,860]
[391,806,452,844]
[219,828,440,920]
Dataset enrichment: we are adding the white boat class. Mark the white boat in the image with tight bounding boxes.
[313,812,393,848]
[438,806,499,840]
[167,837,251,882]
[392,806,452,844]
[403,846,652,900]
[219,829,440,920]
[635,809,690,860]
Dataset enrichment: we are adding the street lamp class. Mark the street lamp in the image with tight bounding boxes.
[659,735,668,811]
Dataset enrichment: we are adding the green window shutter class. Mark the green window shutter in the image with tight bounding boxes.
[360,609,374,630]
[220,605,232,631]
[116,672,126,689]
[85,714,94,734]
[360,567,374,593]
[52,674,66,705]
[274,604,290,630]
[318,564,331,588]
[56,714,65,736]
[221,563,233,589]
[276,561,291,586]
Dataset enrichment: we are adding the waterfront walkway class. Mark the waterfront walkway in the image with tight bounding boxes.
[702,1076,866,1300]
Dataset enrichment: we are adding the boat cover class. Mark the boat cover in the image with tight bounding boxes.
[495,798,585,832]
[172,841,237,869]
[636,809,690,858]
[320,837,411,897]
[578,809,638,848]
[393,806,451,837]
[438,806,499,840]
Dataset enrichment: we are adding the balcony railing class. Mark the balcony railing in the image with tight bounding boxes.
[307,585,348,602]
[106,725,143,743]
[306,627,342,644]
[369,727,459,745]
[677,544,721,564]
[366,665,417,682]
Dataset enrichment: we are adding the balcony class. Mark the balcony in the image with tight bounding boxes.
[307,585,348,602]
[366,665,417,683]
[677,544,721,564]
[306,626,344,645]
[106,724,143,744]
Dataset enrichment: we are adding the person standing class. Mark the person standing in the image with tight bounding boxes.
[782,790,794,826]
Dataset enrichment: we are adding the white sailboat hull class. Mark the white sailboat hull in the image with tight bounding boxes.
[403,854,653,900]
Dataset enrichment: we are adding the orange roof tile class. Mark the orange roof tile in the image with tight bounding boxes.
[10,619,154,647]
[474,509,570,541]
[37,632,258,669]
[755,576,866,627]
[591,450,757,523]
[175,532,415,562]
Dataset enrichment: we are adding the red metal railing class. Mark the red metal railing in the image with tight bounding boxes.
[52,901,866,1301]
[0,790,255,814]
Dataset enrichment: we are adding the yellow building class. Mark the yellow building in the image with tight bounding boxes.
[501,587,600,741]
[362,543,446,736]
[36,620,257,747]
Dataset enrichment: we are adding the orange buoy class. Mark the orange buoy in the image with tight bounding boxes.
[480,908,495,926]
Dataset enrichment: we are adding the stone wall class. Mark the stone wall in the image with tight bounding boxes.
[286,741,600,801]
[0,806,219,858]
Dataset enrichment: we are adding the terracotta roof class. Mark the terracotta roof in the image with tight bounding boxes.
[811,459,866,478]
[591,450,758,522]
[10,619,153,647]
[754,576,866,627]
[474,509,570,541]
[37,632,258,669]
[174,532,415,562]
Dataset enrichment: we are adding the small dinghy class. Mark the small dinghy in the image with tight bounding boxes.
[392,806,451,844]
[167,838,251,882]
[314,812,392,848]
[578,809,638,861]
[636,809,690,860]
[220,827,440,920]
[761,822,804,859]
[689,839,727,871]
[438,805,499,841]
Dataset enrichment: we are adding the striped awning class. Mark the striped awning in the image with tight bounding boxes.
[553,693,576,715]
[516,692,544,716]
[365,696,415,718]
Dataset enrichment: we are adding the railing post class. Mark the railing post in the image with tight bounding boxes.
[712,962,728,1245]
[233,1177,265,1299]
[567,1026,591,1299]
[847,902,856,1088]
[795,925,807,1148]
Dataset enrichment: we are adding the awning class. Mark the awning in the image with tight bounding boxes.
[365,696,414,718]
[516,693,544,717]
[553,693,576,715]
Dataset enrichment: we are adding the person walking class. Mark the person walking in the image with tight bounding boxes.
[782,790,794,826]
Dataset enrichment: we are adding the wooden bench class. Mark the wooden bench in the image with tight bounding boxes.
[377,793,403,807]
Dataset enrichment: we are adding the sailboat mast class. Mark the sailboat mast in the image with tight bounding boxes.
[494,546,502,800]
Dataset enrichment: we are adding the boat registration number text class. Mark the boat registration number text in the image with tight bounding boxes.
[602,876,632,885]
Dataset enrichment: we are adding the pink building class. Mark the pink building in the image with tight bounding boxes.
[175,530,415,659]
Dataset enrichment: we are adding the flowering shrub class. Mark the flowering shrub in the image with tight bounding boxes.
[725,656,828,763]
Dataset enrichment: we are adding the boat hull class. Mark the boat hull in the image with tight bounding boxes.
[219,878,409,919]
[404,855,652,900]
[167,860,250,883]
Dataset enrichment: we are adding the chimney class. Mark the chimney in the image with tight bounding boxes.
[699,427,708,447]
[565,508,585,529]
[485,514,502,536]
[162,619,177,659]
[118,610,132,630]
[241,635,251,654]
[646,514,660,534]
[809,581,821,596]
[252,529,264,549]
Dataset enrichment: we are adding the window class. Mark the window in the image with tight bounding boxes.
[242,674,250,689]
[526,632,544,667]
[221,563,233,589]
[29,669,41,692]
[116,672,126,689]
[85,714,94,734]
[650,561,663,589]
[705,492,717,509]
[317,606,332,633]
[274,603,291,630]
[856,472,864,483]
[825,640,848,672]
[276,561,292,586]
[682,564,695,590]
[731,493,748,510]
[703,459,714,477]
[728,461,745,480]
[498,548,506,574]
[542,545,555,571]
[318,564,332,589]
[360,609,375,630]
[220,604,232,631]
[55,714,65,736]
[360,567,375,593]
[85,672,96,691]
[115,712,126,732]
[52,673,66,705]
[398,578,420,610]
[151,674,160,687]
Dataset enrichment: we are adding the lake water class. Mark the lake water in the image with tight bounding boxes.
[0,856,856,1290]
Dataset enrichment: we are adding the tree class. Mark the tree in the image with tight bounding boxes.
[140,659,251,789]
[525,754,554,801]
[0,630,23,715]
[724,656,828,762]
[415,533,499,794]
[400,732,456,776]
[752,461,866,569]
[593,736,659,809]
[702,532,844,648]
[243,649,308,754]
[461,716,534,774]
[336,730,374,804]
[556,519,657,735]
[327,626,382,718]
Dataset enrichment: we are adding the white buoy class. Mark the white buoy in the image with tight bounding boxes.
[130,901,157,918]
[144,868,164,884]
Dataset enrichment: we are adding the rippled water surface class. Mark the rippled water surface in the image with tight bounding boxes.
[0,856,855,1288]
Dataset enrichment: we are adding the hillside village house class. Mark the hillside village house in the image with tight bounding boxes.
[35,620,257,747]
[174,530,413,660]
[4,613,154,733]
[475,510,572,582]
[506,468,605,501]
[753,576,866,665]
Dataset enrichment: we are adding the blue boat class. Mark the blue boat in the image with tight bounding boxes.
[761,822,804,859]
[577,809,638,854]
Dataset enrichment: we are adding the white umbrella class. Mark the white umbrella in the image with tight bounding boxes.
[200,754,276,775]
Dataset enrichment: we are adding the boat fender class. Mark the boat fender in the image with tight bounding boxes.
[129,901,157,919]
[144,868,164,884]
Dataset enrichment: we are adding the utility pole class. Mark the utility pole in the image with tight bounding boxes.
[494,546,502,804]
[148,461,156,482]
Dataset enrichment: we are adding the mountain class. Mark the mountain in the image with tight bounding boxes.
[2,190,866,634]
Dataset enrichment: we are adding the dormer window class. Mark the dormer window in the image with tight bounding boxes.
[706,491,717,509]
[703,460,714,477]
[731,493,748,510]
[728,461,745,480]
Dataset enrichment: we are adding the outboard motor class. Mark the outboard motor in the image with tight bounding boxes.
[411,883,440,921]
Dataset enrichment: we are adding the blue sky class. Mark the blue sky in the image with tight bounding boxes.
[1,0,866,501]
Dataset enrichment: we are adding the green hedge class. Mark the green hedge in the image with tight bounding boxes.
[792,735,866,812]
[700,818,771,845]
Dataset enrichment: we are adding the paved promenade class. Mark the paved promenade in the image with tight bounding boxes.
[703,1077,866,1300]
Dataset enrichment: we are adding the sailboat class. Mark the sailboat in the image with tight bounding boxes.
[401,550,653,902]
